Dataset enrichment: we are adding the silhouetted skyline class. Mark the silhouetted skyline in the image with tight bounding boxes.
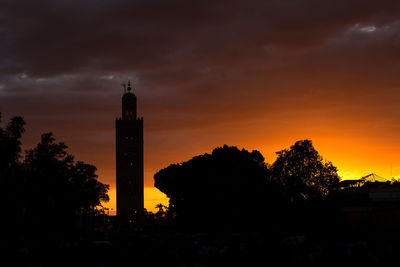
[2,1,400,212]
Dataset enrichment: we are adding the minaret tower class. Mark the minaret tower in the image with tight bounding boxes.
[115,81,144,227]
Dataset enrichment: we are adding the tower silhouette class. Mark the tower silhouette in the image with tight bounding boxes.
[115,81,144,227]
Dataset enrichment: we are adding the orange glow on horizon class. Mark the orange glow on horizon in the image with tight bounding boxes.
[98,124,398,214]
[102,186,169,215]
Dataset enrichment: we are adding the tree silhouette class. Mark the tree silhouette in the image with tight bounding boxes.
[69,161,110,216]
[155,203,166,214]
[271,140,340,203]
[154,145,270,230]
[0,114,25,171]
[23,132,109,237]
[1,114,26,241]
[1,114,109,242]
[154,141,342,232]
[268,140,341,233]
[23,133,74,236]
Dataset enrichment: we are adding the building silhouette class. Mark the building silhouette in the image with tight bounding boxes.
[115,81,144,227]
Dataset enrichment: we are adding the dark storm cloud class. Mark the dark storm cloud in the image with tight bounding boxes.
[0,0,230,76]
[1,0,399,77]
[1,0,399,116]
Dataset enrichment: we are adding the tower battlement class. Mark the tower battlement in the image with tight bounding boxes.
[115,117,143,122]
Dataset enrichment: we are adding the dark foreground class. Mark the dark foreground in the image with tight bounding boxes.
[3,229,400,267]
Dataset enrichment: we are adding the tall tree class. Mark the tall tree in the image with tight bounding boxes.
[1,114,26,240]
[0,114,25,174]
[271,140,340,203]
[23,132,109,238]
[154,145,270,230]
[1,115,110,241]
[69,161,110,217]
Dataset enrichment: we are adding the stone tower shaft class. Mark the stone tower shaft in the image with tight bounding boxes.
[115,84,144,227]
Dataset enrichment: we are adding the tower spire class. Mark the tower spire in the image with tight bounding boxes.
[127,80,132,92]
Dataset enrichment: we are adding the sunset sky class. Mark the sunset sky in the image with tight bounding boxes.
[2,1,400,212]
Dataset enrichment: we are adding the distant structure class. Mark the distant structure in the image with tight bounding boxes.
[115,81,144,227]
[339,173,389,188]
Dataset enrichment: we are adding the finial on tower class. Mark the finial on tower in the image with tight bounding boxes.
[127,80,132,92]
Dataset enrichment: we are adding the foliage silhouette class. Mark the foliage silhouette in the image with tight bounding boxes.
[0,114,25,170]
[1,115,109,242]
[24,132,110,238]
[271,139,340,203]
[1,114,26,242]
[154,145,270,231]
[269,140,341,233]
[154,141,341,232]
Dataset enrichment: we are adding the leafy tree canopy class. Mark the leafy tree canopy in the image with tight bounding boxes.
[154,141,341,230]
[271,139,340,202]
[1,114,109,240]
[0,113,25,174]
[154,145,269,229]
[24,133,109,217]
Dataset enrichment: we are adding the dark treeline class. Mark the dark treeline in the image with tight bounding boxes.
[154,140,341,234]
[1,114,109,245]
